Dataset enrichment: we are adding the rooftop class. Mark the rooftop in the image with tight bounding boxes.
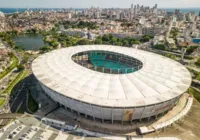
[32,45,191,107]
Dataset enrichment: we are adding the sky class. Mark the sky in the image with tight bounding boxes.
[0,0,200,8]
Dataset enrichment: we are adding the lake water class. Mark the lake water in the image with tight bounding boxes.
[14,34,46,51]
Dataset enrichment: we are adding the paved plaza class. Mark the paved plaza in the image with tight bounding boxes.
[0,116,181,140]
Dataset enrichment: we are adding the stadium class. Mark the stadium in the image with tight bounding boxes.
[32,45,192,123]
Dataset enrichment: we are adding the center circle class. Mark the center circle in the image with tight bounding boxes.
[72,50,143,74]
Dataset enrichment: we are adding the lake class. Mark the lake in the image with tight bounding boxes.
[14,34,47,51]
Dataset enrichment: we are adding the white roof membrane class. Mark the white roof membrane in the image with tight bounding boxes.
[32,45,192,107]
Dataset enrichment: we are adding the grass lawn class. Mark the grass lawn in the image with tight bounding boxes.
[1,70,28,95]
[0,98,6,107]
[28,92,38,113]
[189,87,200,103]
[0,55,19,80]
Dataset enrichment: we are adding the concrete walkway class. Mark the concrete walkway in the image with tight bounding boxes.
[139,95,193,135]
[0,118,181,140]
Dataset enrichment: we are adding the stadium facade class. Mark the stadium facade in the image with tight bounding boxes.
[32,45,191,123]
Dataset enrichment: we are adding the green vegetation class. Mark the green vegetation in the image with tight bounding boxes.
[153,44,167,50]
[41,32,153,53]
[0,32,16,48]
[195,58,200,66]
[197,74,200,81]
[61,20,98,30]
[17,64,25,72]
[14,45,25,51]
[140,35,153,43]
[187,67,200,81]
[1,70,28,95]
[17,105,24,114]
[184,55,194,60]
[170,28,179,39]
[40,46,53,53]
[26,28,37,34]
[165,53,177,60]
[28,91,38,113]
[0,53,19,80]
[189,88,200,102]
[21,55,29,64]
[0,98,6,107]
[94,34,142,46]
[186,46,198,54]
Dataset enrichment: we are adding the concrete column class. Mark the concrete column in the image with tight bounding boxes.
[111,108,114,124]
[121,108,124,125]
[131,107,136,124]
[100,106,104,123]
[90,104,95,121]
[162,100,173,117]
[140,106,146,122]
[148,104,157,121]
[156,102,165,119]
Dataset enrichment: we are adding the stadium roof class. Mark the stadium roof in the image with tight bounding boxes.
[32,45,192,107]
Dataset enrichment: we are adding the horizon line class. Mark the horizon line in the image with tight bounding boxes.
[0,7,200,9]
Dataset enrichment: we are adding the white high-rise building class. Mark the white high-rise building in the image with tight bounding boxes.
[131,4,134,9]
[155,4,158,9]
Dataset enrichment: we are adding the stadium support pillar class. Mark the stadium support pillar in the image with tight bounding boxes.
[90,104,95,121]
[162,100,173,117]
[131,107,136,124]
[156,102,165,120]
[148,104,157,121]
[140,106,146,122]
[100,106,104,123]
[121,108,125,125]
[111,108,114,124]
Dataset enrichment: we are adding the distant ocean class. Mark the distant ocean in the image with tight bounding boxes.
[0,8,200,15]
[0,8,83,14]
[161,8,200,15]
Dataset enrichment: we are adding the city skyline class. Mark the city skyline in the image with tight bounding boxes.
[0,0,200,8]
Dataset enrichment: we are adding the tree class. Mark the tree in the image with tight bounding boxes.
[102,34,110,42]
[61,41,67,47]
[130,40,141,45]
[17,64,25,71]
[76,39,91,45]
[186,46,198,54]
[51,40,59,48]
[197,74,200,80]
[66,41,73,47]
[40,46,53,52]
[153,44,167,50]
[196,58,200,66]
[110,37,118,45]
[140,35,152,43]
[22,56,29,64]
[165,53,176,60]
[122,40,129,46]
[94,37,102,44]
